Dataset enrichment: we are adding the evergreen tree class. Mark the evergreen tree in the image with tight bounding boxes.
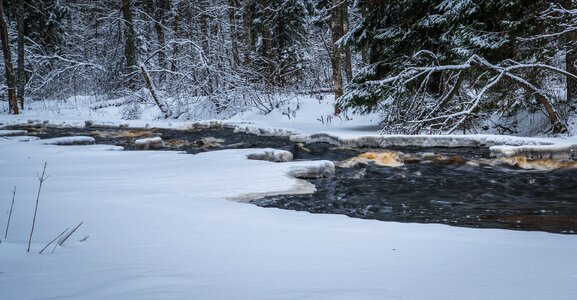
[341,0,569,134]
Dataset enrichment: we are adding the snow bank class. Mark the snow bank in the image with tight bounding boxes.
[286,160,335,179]
[0,129,27,136]
[38,136,96,145]
[1,96,577,299]
[85,120,129,128]
[0,138,571,300]
[247,149,294,162]
[134,136,164,150]
[234,125,297,137]
[290,133,551,148]
[490,144,577,160]
[184,120,223,130]
[1,136,40,142]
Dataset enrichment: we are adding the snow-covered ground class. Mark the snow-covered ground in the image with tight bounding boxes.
[1,96,577,299]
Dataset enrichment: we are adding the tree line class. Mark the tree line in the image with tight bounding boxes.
[1,1,577,135]
[0,0,356,119]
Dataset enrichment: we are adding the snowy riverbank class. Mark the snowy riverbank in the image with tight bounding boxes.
[1,134,576,300]
[1,96,577,299]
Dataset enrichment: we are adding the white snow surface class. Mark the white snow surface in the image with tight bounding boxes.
[1,137,576,300]
[247,149,295,162]
[1,95,577,299]
[134,137,164,150]
[37,136,96,146]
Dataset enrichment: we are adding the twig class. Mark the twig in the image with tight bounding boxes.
[39,228,68,255]
[27,162,48,253]
[4,186,16,239]
[58,222,83,246]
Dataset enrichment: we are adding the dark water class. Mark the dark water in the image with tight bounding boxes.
[6,124,291,153]
[254,161,577,234]
[9,125,577,234]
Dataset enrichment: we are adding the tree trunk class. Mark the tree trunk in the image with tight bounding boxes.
[199,2,210,56]
[242,0,252,64]
[261,6,273,87]
[566,46,577,104]
[360,4,369,65]
[121,0,137,90]
[171,4,179,73]
[154,0,168,84]
[0,3,18,114]
[565,2,577,106]
[16,0,25,109]
[141,65,171,118]
[227,0,240,67]
[330,0,344,114]
[341,0,353,83]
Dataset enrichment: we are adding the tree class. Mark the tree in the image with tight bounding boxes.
[121,0,137,90]
[341,0,569,134]
[330,0,343,113]
[0,2,18,114]
[16,0,25,109]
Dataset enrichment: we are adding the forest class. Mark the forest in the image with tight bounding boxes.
[1,0,577,135]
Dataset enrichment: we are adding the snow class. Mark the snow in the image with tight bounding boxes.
[491,144,577,160]
[38,136,96,146]
[1,137,576,300]
[247,149,294,162]
[1,95,577,299]
[134,137,164,150]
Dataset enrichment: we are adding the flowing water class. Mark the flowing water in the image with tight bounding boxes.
[7,125,577,234]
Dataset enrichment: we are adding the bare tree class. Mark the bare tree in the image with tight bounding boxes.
[242,0,253,64]
[0,2,18,114]
[16,0,25,109]
[122,0,137,90]
[330,0,343,114]
[227,0,240,67]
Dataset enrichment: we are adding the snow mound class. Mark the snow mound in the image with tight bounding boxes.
[490,144,577,160]
[291,133,551,148]
[0,130,27,136]
[494,157,577,170]
[2,136,40,142]
[287,160,335,179]
[247,149,294,162]
[184,120,223,130]
[85,120,129,128]
[234,125,297,137]
[135,137,164,150]
[38,136,96,145]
